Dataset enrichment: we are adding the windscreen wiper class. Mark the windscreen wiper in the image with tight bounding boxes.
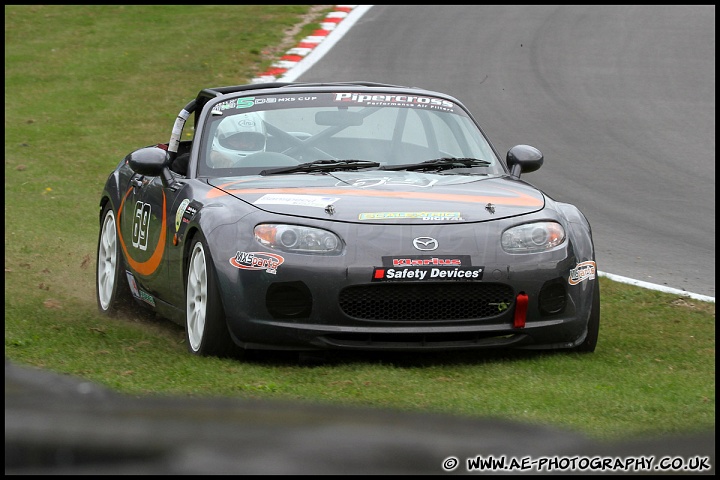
[379,157,491,172]
[260,159,380,176]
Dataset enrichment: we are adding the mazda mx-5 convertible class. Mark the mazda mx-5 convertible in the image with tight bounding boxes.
[96,81,599,358]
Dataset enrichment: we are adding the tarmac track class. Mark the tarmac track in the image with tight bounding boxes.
[294,5,716,300]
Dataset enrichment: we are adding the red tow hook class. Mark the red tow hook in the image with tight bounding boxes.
[514,293,528,328]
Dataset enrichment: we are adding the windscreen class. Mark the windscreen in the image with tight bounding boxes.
[197,91,502,176]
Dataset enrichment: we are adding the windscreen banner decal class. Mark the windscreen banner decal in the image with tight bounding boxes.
[212,95,322,114]
[569,260,596,285]
[333,93,456,112]
[212,93,456,114]
[230,251,284,274]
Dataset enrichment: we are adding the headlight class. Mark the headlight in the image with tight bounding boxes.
[254,224,343,255]
[501,222,565,253]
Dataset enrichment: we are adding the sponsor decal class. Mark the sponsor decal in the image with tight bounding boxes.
[175,199,190,231]
[359,211,463,221]
[236,97,254,109]
[569,260,597,285]
[382,255,471,267]
[488,301,509,312]
[230,251,284,274]
[126,271,140,297]
[255,194,340,208]
[174,200,199,243]
[212,99,238,112]
[137,289,156,306]
[254,96,318,104]
[338,177,438,188]
[372,266,484,282]
[125,271,155,306]
[333,93,456,111]
[212,96,320,113]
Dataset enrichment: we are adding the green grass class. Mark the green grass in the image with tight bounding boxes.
[4,5,715,443]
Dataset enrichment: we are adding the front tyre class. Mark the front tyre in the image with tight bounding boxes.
[96,203,134,316]
[185,232,237,357]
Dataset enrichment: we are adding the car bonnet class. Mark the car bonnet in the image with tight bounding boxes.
[205,171,545,223]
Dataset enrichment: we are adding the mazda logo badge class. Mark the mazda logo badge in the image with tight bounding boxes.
[413,237,438,251]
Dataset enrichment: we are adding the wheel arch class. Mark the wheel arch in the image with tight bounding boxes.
[98,195,112,225]
[182,226,201,290]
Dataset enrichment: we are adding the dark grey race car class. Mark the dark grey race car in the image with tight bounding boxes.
[96,81,599,358]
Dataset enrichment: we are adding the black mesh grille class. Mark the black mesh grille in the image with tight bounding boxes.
[339,283,515,320]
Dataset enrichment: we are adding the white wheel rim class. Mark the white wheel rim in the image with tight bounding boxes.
[97,210,118,310]
[187,242,208,352]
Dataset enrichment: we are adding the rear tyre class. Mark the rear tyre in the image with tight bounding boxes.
[572,279,600,353]
[96,204,134,316]
[185,232,238,357]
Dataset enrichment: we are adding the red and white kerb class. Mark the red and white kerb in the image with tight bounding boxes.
[251,5,359,84]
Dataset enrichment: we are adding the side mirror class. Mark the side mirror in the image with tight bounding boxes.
[506,145,543,178]
[127,146,175,188]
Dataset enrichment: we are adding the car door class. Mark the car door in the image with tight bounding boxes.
[117,171,170,301]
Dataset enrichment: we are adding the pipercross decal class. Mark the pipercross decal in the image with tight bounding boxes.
[372,266,484,282]
[230,251,284,274]
[569,260,597,285]
[333,93,456,111]
[117,188,167,277]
